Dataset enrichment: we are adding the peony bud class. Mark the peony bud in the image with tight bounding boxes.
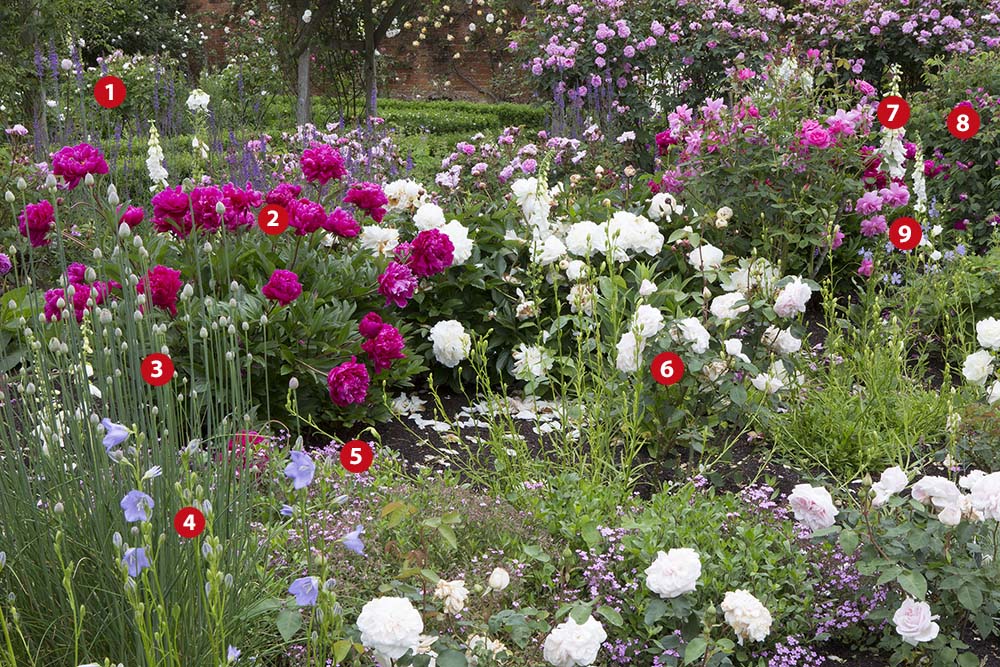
[4,191,13,202]
[84,173,95,187]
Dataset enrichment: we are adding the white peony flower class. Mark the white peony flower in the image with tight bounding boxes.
[761,326,802,355]
[892,598,940,645]
[606,212,663,259]
[542,615,607,667]
[565,259,588,281]
[962,350,994,385]
[359,226,400,255]
[487,567,510,591]
[632,305,664,339]
[976,318,1000,350]
[721,590,772,645]
[511,178,551,223]
[414,202,447,230]
[710,292,749,321]
[440,220,473,265]
[616,331,644,373]
[672,318,711,354]
[788,484,839,530]
[384,179,428,211]
[871,466,908,507]
[687,244,724,271]
[356,596,424,662]
[970,471,1000,521]
[186,88,210,113]
[639,279,657,297]
[429,320,471,368]
[644,548,701,599]
[512,344,553,380]
[531,235,567,266]
[433,579,469,615]
[773,277,812,318]
[565,221,606,257]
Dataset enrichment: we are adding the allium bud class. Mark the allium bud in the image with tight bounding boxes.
[4,191,13,202]
[84,173,95,187]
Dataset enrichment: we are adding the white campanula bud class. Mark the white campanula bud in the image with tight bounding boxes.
[118,222,131,238]
[215,201,225,215]
[289,377,299,390]
[45,174,57,190]
[16,177,27,191]
[85,267,97,283]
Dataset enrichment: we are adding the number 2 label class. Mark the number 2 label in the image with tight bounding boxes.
[258,204,289,235]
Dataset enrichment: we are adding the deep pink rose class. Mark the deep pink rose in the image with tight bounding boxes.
[261,269,303,306]
[327,356,369,406]
[799,119,834,149]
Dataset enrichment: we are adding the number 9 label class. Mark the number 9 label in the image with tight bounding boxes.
[651,352,685,386]
[340,439,374,473]
[889,216,922,251]
[141,353,174,387]
[257,204,289,235]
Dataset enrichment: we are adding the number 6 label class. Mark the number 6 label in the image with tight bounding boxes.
[651,352,685,386]
[889,216,921,251]
[141,353,174,387]
[947,105,980,140]
[257,204,289,235]
[340,440,374,473]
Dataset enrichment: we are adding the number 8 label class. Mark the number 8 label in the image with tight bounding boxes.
[141,353,174,387]
[340,440,374,473]
[947,105,980,140]
[889,217,921,251]
[258,204,289,235]
[651,352,685,386]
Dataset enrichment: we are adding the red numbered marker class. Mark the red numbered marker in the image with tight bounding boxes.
[174,506,206,539]
[651,352,685,386]
[340,440,374,474]
[141,353,174,387]
[257,205,289,235]
[876,96,910,130]
[889,217,922,251]
[94,76,126,109]
[947,105,980,140]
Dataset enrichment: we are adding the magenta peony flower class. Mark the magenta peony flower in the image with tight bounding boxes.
[361,324,406,373]
[324,207,361,237]
[137,265,183,316]
[655,130,678,155]
[408,229,454,277]
[51,143,109,189]
[18,200,55,247]
[288,197,327,235]
[66,262,88,285]
[799,119,834,149]
[261,269,303,306]
[301,142,346,185]
[222,181,263,231]
[377,262,418,308]
[326,356,369,406]
[358,312,384,339]
[185,185,224,232]
[265,183,302,208]
[43,285,94,323]
[344,182,388,222]
[43,288,64,321]
[152,185,192,239]
[119,206,145,228]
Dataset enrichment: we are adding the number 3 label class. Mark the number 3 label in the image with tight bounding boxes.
[340,440,374,473]
[651,352,685,386]
[141,353,174,387]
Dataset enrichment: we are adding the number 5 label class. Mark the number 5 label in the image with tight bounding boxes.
[340,440,374,473]
[651,352,685,386]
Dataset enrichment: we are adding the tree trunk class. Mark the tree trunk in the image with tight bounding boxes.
[363,0,377,118]
[296,46,311,126]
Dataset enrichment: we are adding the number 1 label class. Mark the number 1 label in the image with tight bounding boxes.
[95,76,126,109]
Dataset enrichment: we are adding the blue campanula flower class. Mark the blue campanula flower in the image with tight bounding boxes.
[101,418,129,451]
[122,547,150,577]
[288,575,319,607]
[279,504,294,517]
[120,490,154,522]
[227,645,241,662]
[341,525,365,556]
[283,450,315,490]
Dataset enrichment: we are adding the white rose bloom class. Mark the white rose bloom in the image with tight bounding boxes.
[773,277,812,318]
[487,567,510,591]
[511,178,550,222]
[989,380,1000,405]
[359,226,400,255]
[356,596,424,661]
[970,471,1000,521]
[911,476,964,524]
[716,206,733,222]
[440,220,473,264]
[750,364,784,394]
[542,615,607,667]
[512,344,553,380]
[644,548,701,599]
[639,279,657,297]
[414,202,447,230]
[710,292,749,321]
[723,339,750,364]
[977,317,1000,350]
[687,244,724,271]
[185,88,210,113]
[761,326,802,355]
[467,635,507,665]
[531,235,567,266]
[565,221,606,257]
[302,8,312,22]
[433,579,469,615]
[616,331,644,373]
[413,634,438,666]
[632,305,664,339]
[871,466,908,507]
[606,211,663,259]
[722,257,780,294]
[565,259,587,281]
[672,318,710,354]
[959,470,987,490]
[648,192,682,222]
[892,598,940,645]
[702,359,727,383]
[962,350,994,385]
[429,320,471,368]
[568,283,596,316]
[721,590,772,645]
[788,484,839,530]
